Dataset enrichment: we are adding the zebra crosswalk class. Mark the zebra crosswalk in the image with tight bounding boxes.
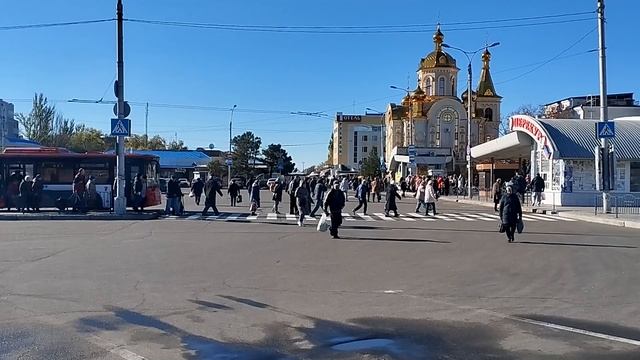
[163,211,576,224]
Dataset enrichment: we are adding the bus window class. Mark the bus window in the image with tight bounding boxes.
[41,166,74,183]
[83,169,110,184]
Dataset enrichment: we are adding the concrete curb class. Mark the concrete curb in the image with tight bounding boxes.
[557,211,640,229]
[0,212,161,221]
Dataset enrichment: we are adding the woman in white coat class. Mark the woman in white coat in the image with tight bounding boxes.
[425,180,438,216]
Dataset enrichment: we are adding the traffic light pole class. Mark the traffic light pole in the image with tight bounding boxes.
[114,0,127,215]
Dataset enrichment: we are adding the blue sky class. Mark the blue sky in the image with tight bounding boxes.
[2,0,638,169]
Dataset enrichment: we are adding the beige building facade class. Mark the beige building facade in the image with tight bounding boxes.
[331,113,384,171]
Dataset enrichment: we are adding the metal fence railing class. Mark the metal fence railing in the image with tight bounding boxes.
[594,194,640,218]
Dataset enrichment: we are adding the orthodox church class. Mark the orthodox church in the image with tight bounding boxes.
[384,26,501,177]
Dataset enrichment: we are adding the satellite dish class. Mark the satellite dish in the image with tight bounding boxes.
[208,143,215,150]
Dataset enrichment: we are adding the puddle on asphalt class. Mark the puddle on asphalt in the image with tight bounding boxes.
[330,337,397,351]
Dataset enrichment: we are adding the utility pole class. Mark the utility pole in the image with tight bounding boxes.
[114,0,127,215]
[228,105,237,186]
[467,62,473,199]
[598,0,610,212]
[145,102,149,148]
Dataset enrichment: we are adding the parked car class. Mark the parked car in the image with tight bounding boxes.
[178,178,190,188]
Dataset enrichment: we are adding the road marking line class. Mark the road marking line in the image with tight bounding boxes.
[285,214,297,221]
[206,215,223,220]
[186,214,201,220]
[374,212,396,221]
[267,213,278,220]
[432,214,455,221]
[445,213,477,221]
[406,212,426,218]
[510,315,640,346]
[355,214,376,221]
[341,213,357,221]
[522,214,546,222]
[399,215,416,221]
[246,214,258,220]
[462,213,495,221]
[226,213,242,220]
[85,334,148,360]
[536,213,576,222]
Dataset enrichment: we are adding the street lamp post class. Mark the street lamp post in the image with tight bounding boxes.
[443,42,499,198]
[228,104,237,185]
[114,0,127,215]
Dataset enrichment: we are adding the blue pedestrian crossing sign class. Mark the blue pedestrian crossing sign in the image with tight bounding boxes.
[111,118,131,136]
[596,121,615,139]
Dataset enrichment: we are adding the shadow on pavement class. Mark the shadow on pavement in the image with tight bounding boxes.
[517,241,636,249]
[72,298,640,359]
[338,236,450,244]
[188,299,234,311]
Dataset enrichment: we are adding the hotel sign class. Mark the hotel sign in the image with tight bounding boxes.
[337,114,362,122]
[509,115,553,159]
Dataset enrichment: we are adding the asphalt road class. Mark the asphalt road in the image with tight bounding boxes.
[1,191,639,359]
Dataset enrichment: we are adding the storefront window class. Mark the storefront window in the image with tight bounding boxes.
[631,162,640,192]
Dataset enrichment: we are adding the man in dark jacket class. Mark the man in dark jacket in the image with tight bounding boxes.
[309,177,317,198]
[165,175,182,215]
[309,178,327,217]
[31,174,44,212]
[324,181,345,239]
[202,175,224,216]
[510,171,526,202]
[132,173,144,213]
[191,178,205,206]
[228,179,240,207]
[352,180,369,215]
[531,173,545,206]
[18,175,33,213]
[499,186,523,243]
[385,181,402,217]
[288,177,300,215]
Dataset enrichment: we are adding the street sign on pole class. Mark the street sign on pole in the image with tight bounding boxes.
[110,118,131,136]
[596,121,615,139]
[225,159,233,166]
[408,144,416,165]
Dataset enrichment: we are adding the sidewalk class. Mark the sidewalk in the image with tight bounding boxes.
[0,210,161,221]
[438,195,640,229]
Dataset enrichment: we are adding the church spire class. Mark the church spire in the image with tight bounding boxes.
[433,24,444,52]
[476,48,500,98]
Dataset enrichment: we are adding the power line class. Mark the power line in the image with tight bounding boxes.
[496,27,598,85]
[0,19,114,31]
[125,16,594,34]
[493,49,597,74]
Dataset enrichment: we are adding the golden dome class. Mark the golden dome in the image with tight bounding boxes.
[419,25,457,69]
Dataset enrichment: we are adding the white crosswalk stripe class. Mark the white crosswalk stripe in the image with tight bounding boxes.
[374,212,396,221]
[167,211,581,225]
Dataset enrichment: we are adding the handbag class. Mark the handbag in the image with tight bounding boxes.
[237,194,242,203]
[516,219,524,234]
[498,222,505,233]
[249,201,257,212]
[317,213,330,232]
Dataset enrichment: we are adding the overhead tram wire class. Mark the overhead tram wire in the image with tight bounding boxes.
[496,27,598,85]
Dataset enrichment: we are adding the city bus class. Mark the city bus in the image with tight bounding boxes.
[0,147,161,209]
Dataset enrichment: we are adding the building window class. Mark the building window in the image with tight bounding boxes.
[426,77,433,96]
[438,77,445,95]
[372,135,378,142]
[631,162,640,192]
[484,108,493,121]
[353,131,358,146]
[451,77,455,95]
[363,135,368,142]
[372,146,378,154]
[363,146,368,153]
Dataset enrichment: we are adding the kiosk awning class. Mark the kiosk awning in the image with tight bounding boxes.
[471,131,533,160]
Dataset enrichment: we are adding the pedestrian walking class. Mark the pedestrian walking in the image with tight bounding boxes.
[340,177,350,201]
[531,173,545,206]
[5,171,23,212]
[499,186,523,243]
[191,177,205,206]
[132,173,144,212]
[271,178,284,214]
[249,180,261,212]
[141,174,148,211]
[425,180,438,215]
[72,168,87,211]
[510,171,527,203]
[324,180,346,239]
[31,174,43,212]
[86,175,99,210]
[399,177,408,198]
[288,176,300,215]
[415,181,427,214]
[352,179,369,215]
[228,179,240,207]
[202,174,223,216]
[18,175,33,213]
[309,178,327,217]
[166,175,183,215]
[385,181,402,217]
[492,178,503,211]
[295,178,312,226]
[309,177,317,198]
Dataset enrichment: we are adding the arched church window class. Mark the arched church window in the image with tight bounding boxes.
[450,76,455,96]
[438,77,445,95]
[484,108,493,121]
[426,78,433,96]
